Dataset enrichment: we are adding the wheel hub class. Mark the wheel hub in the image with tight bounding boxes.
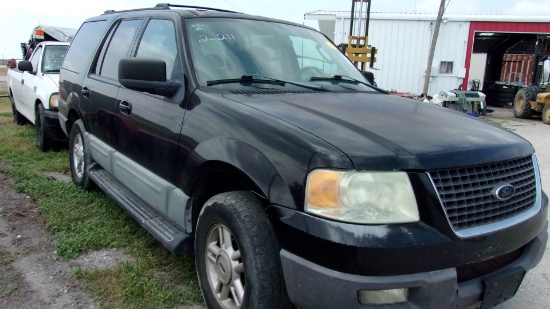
[215,251,233,285]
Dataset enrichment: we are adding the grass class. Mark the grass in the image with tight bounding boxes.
[0,97,203,308]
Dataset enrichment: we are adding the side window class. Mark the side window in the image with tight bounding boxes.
[30,46,43,72]
[96,19,141,80]
[135,19,179,80]
[63,20,109,74]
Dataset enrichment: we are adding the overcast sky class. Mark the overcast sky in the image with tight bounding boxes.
[2,0,550,59]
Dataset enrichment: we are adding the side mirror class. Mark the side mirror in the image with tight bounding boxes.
[361,70,376,85]
[118,58,181,96]
[17,60,33,72]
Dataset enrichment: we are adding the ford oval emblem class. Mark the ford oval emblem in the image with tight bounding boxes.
[492,184,515,201]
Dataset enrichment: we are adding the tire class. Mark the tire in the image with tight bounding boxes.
[35,104,54,152]
[9,94,27,125]
[69,120,95,190]
[513,88,533,119]
[543,104,550,125]
[195,191,288,309]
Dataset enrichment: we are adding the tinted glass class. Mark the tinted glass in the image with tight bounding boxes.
[42,45,69,72]
[99,19,141,80]
[63,20,108,73]
[136,19,178,80]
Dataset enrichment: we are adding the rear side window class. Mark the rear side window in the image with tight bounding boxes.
[63,20,108,73]
[96,19,141,80]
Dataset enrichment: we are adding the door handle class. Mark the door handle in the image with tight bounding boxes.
[20,79,24,85]
[81,87,90,98]
[119,100,132,115]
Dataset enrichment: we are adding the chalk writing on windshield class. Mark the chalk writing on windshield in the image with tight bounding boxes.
[198,34,236,43]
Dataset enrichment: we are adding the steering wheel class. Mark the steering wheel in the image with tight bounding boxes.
[300,66,325,81]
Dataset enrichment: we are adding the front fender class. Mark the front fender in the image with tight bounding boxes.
[181,137,296,208]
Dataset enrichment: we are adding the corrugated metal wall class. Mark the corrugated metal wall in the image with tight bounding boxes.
[500,54,534,85]
[334,18,470,95]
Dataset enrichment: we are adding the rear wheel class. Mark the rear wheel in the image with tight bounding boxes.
[69,120,95,190]
[543,104,550,125]
[513,88,533,119]
[36,104,54,151]
[195,191,288,309]
[9,94,27,125]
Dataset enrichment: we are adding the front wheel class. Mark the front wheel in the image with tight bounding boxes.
[195,191,288,309]
[36,104,54,151]
[69,120,95,190]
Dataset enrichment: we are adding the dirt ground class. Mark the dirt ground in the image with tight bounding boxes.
[0,162,135,309]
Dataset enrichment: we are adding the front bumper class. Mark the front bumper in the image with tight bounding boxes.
[281,223,547,309]
[44,109,68,141]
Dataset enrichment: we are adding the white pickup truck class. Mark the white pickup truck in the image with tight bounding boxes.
[8,41,70,151]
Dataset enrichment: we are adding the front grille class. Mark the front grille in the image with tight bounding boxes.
[429,156,537,231]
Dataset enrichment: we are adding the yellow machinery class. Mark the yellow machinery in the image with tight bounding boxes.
[339,0,377,70]
[513,35,550,124]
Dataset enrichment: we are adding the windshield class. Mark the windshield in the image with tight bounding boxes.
[42,45,69,72]
[186,18,371,90]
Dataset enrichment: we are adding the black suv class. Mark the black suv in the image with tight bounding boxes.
[58,4,548,309]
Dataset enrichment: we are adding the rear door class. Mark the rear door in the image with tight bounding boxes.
[81,18,144,147]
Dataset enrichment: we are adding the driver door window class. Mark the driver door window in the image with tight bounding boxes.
[135,19,179,80]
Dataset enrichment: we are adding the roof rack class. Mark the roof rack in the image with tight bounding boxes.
[155,3,239,14]
[103,3,239,15]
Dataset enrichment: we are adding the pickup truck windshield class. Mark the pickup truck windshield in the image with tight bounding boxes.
[42,45,69,73]
[186,18,371,90]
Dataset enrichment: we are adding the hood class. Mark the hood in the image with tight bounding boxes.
[222,91,534,171]
[45,74,60,90]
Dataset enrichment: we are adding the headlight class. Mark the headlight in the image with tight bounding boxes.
[305,170,419,224]
[49,93,59,109]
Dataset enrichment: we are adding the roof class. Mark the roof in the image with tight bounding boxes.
[304,11,550,23]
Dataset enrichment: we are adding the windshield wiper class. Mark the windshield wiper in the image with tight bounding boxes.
[207,74,328,92]
[310,75,387,93]
[43,70,60,73]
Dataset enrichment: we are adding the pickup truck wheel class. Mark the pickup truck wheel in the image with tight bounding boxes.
[195,191,287,309]
[10,95,27,126]
[69,120,95,190]
[35,105,53,151]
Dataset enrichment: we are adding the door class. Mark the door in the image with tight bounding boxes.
[113,18,187,218]
[81,19,143,148]
[18,45,43,121]
[114,18,185,183]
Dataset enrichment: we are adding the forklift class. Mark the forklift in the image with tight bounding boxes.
[513,35,550,124]
[338,0,378,85]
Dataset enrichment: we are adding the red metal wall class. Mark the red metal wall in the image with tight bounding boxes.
[463,21,550,89]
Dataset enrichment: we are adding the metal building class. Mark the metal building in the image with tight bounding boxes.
[304,11,550,96]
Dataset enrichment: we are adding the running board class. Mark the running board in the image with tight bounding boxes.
[88,163,193,255]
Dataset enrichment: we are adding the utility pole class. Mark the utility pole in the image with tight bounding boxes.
[422,0,447,97]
